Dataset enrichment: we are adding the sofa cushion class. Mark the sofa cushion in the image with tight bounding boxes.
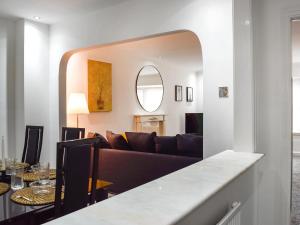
[95,133,112,149]
[87,132,111,149]
[154,136,178,155]
[176,134,203,158]
[106,131,131,150]
[125,132,156,153]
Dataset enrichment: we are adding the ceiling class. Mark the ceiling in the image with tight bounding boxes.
[86,31,203,73]
[0,0,130,24]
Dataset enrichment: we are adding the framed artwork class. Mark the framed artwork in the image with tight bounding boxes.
[88,59,112,112]
[186,87,193,102]
[219,86,229,98]
[175,85,182,101]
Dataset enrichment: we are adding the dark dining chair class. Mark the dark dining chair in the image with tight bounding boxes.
[61,127,85,141]
[22,125,44,165]
[54,138,100,217]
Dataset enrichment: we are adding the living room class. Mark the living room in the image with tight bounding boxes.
[64,31,204,194]
[2,0,282,224]
[66,31,203,137]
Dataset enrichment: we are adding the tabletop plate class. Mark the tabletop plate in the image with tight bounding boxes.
[11,187,63,206]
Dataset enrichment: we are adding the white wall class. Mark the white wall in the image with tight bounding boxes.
[22,20,50,162]
[233,0,254,152]
[292,20,300,77]
[294,78,300,133]
[251,0,298,224]
[196,71,204,113]
[0,18,16,158]
[0,19,51,162]
[294,62,300,76]
[0,20,8,156]
[49,0,234,165]
[293,78,300,153]
[294,135,300,153]
[14,20,25,158]
[66,41,202,136]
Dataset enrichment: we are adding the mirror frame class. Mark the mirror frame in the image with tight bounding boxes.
[135,65,164,112]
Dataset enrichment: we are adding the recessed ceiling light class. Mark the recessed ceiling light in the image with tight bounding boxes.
[33,16,41,20]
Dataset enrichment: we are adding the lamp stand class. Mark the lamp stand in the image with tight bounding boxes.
[76,114,79,128]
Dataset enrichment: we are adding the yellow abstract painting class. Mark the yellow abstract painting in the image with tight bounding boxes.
[88,60,112,112]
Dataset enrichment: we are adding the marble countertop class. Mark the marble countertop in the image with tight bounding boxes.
[45,150,263,225]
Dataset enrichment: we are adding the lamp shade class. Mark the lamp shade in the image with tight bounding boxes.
[67,93,89,114]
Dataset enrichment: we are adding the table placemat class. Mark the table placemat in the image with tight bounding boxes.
[0,162,30,172]
[23,169,56,182]
[0,183,9,195]
[10,187,63,206]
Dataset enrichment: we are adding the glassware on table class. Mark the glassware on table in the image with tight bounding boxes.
[30,180,52,194]
[0,159,3,171]
[30,163,40,174]
[38,162,50,185]
[11,167,24,191]
[5,158,16,175]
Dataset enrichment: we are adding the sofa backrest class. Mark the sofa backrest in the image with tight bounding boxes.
[104,131,203,158]
[98,148,201,194]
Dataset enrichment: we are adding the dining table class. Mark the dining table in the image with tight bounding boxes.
[0,164,56,225]
[0,188,54,225]
[0,165,113,225]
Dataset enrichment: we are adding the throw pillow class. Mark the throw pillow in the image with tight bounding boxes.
[125,132,156,152]
[87,132,111,149]
[154,136,177,155]
[94,133,111,149]
[106,131,131,150]
[176,134,203,158]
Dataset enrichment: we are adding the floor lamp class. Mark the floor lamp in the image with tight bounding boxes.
[67,93,89,128]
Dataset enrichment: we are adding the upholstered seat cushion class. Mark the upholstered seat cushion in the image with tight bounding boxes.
[106,131,131,150]
[125,132,156,153]
[176,134,203,158]
[154,136,178,155]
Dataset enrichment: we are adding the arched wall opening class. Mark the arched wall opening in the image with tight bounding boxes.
[46,0,236,166]
[59,30,203,139]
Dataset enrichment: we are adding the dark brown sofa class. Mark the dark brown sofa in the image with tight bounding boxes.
[91,131,203,194]
[98,148,201,194]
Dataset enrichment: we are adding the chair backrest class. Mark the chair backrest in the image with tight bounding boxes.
[22,126,44,165]
[55,138,100,217]
[61,127,85,141]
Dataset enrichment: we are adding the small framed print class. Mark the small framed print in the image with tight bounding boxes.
[186,87,193,102]
[219,87,229,98]
[175,85,182,101]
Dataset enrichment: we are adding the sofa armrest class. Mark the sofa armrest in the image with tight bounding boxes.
[98,148,201,194]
